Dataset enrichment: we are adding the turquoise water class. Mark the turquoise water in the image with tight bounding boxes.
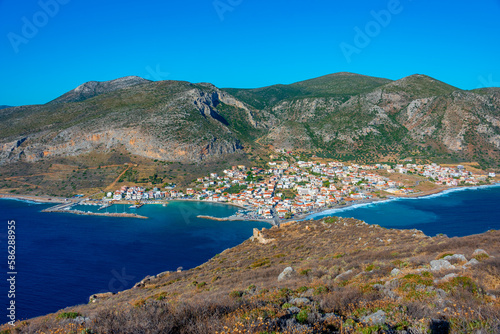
[0,200,269,320]
[307,184,500,237]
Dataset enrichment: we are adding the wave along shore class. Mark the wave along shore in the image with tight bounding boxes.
[1,182,499,223]
[305,182,500,220]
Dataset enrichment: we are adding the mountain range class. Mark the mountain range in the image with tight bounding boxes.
[1,73,499,168]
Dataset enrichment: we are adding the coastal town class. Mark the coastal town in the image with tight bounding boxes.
[101,160,497,222]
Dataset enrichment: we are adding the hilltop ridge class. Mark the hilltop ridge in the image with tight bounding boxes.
[49,76,152,104]
[6,217,499,333]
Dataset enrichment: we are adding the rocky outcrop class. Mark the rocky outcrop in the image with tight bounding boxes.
[89,292,114,303]
[278,267,295,282]
[430,259,455,271]
[360,310,386,325]
[251,228,275,245]
[0,129,243,165]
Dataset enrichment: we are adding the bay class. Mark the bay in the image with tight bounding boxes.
[1,184,499,320]
[0,200,268,320]
[307,184,500,237]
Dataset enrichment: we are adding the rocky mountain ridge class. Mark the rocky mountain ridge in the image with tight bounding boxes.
[48,76,152,104]
[1,73,499,168]
[0,80,255,165]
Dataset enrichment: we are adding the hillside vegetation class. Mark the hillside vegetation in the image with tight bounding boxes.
[1,72,500,198]
[6,218,499,333]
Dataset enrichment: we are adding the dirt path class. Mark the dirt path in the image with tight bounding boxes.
[105,165,132,191]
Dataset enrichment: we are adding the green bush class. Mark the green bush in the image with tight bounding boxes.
[474,253,489,261]
[229,290,243,298]
[251,258,271,268]
[299,269,311,275]
[421,271,433,278]
[80,329,95,334]
[449,276,478,294]
[437,253,454,259]
[296,286,308,293]
[313,285,328,295]
[296,310,309,324]
[57,312,81,319]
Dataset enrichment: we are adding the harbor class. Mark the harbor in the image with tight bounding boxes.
[41,199,149,219]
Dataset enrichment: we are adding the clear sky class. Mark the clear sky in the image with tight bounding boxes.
[1,0,499,106]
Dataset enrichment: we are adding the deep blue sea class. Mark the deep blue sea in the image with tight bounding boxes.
[0,200,269,320]
[307,184,500,237]
[0,185,499,320]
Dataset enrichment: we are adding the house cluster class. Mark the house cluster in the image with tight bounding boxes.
[107,186,167,201]
[388,163,492,186]
[107,158,495,221]
[179,161,412,220]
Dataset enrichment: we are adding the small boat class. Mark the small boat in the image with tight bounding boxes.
[129,202,144,209]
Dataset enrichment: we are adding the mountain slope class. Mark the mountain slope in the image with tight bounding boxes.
[1,73,499,168]
[0,80,261,164]
[224,72,392,109]
[49,76,152,104]
[382,74,459,99]
[289,72,393,97]
[238,74,500,167]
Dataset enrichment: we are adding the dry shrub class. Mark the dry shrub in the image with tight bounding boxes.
[89,298,244,334]
[471,257,500,294]
[317,285,379,315]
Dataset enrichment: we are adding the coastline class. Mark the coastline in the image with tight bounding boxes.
[1,182,499,223]
[168,198,249,210]
[197,215,274,224]
[0,193,70,204]
[303,182,500,221]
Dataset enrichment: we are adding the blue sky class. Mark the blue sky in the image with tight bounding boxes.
[0,0,499,106]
